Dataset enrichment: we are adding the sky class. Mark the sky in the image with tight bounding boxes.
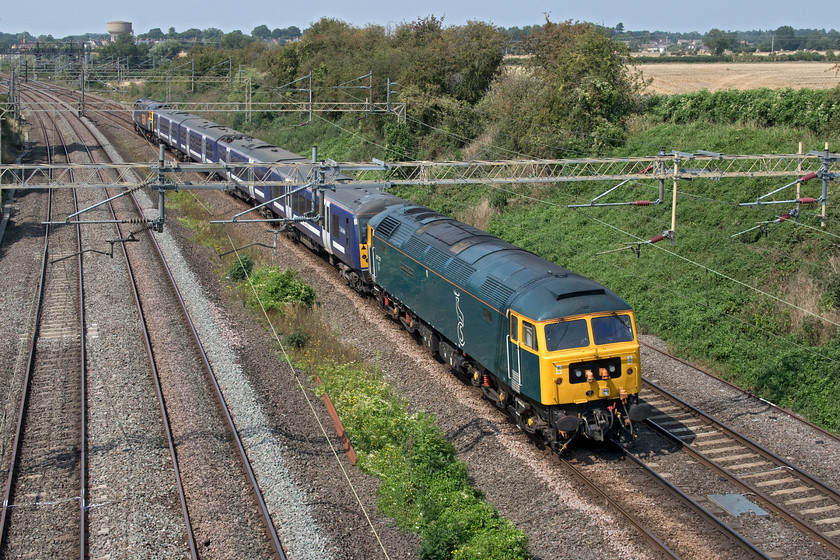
[2,0,837,38]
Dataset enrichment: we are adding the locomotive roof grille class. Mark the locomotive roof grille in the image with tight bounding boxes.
[376,216,401,238]
[446,260,475,286]
[479,276,515,309]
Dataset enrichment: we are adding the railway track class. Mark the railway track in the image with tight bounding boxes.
[1,82,290,558]
[0,96,87,557]
[629,378,840,556]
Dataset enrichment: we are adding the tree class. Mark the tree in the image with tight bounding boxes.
[252,25,272,40]
[272,26,301,42]
[96,33,148,66]
[494,18,648,155]
[704,28,736,55]
[146,28,165,40]
[442,21,506,104]
[775,25,799,50]
[204,28,224,42]
[181,28,203,41]
[149,39,183,61]
[220,30,255,49]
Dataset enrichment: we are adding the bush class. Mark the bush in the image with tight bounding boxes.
[646,86,840,134]
[245,266,317,312]
[283,327,309,349]
[317,363,530,559]
[227,254,254,280]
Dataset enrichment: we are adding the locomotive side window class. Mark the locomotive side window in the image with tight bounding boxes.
[510,314,518,341]
[522,321,538,351]
[545,319,590,352]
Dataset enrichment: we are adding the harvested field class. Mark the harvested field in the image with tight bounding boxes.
[638,62,840,94]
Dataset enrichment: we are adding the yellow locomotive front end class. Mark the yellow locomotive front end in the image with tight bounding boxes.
[541,311,641,407]
[508,308,649,449]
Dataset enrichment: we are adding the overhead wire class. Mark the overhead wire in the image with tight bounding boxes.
[577,209,840,330]
[597,255,840,367]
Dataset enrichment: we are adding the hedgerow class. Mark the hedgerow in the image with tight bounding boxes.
[646,87,840,134]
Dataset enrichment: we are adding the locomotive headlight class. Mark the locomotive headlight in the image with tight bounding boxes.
[573,369,583,379]
[601,388,610,397]
[608,364,616,374]
[627,367,634,376]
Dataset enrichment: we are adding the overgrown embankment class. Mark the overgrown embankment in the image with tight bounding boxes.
[0,102,24,205]
[170,191,530,560]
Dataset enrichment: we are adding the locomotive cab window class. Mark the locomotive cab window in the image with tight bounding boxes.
[522,321,538,351]
[591,314,634,345]
[510,314,518,341]
[545,319,590,352]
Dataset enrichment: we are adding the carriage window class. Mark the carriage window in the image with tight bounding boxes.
[190,133,201,152]
[522,321,538,351]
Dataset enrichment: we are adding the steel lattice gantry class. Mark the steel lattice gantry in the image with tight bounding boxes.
[1,152,837,190]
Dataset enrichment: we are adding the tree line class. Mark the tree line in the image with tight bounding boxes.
[6,23,840,54]
[121,17,645,161]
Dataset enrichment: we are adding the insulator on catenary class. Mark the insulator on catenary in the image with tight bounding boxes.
[798,172,818,183]
[649,234,666,243]
[797,197,817,204]
[778,213,791,222]
[633,200,653,206]
[637,165,654,174]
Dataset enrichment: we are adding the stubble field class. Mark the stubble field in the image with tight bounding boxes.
[638,62,840,94]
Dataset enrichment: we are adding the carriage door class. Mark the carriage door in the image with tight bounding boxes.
[506,312,522,391]
[321,199,334,255]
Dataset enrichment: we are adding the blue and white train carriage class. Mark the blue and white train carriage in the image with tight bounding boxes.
[132,98,400,291]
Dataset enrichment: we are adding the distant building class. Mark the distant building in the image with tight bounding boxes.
[107,21,133,42]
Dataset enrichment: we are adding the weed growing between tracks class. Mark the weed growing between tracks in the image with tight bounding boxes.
[170,191,529,560]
